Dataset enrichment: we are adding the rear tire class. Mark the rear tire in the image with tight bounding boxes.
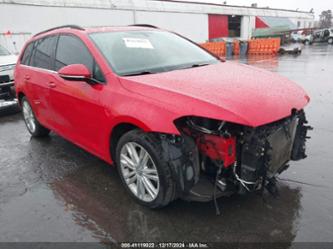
[21,97,50,137]
[115,129,176,208]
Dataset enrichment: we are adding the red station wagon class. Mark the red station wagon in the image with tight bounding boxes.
[15,25,312,210]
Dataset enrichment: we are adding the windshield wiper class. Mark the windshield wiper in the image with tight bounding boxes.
[190,63,211,68]
[121,71,155,77]
[177,63,211,70]
[122,63,211,76]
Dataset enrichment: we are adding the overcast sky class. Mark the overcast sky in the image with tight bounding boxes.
[177,0,331,18]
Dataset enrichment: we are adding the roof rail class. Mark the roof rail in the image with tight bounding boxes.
[129,24,159,29]
[34,25,85,37]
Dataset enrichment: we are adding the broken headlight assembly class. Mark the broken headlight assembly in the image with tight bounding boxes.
[173,111,312,207]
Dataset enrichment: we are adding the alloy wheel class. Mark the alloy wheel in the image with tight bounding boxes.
[120,142,160,202]
[22,100,36,133]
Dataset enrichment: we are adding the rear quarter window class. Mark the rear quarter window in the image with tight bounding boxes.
[21,42,34,65]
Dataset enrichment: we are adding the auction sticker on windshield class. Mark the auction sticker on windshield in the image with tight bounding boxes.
[123,38,154,49]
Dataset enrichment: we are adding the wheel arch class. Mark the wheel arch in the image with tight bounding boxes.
[108,114,182,163]
[109,122,143,163]
[17,92,26,106]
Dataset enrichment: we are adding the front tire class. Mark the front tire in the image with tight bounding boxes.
[21,97,50,137]
[115,130,176,208]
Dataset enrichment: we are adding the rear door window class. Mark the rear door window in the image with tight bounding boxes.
[30,36,57,70]
[55,34,105,82]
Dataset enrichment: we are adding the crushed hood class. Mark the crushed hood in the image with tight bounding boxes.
[119,62,309,127]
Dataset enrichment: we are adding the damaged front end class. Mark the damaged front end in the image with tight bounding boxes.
[168,110,312,202]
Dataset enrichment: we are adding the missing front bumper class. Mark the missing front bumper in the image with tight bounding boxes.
[238,110,312,193]
[176,110,312,201]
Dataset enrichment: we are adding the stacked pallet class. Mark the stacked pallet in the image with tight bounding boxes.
[248,38,281,55]
[200,42,226,57]
[201,38,280,57]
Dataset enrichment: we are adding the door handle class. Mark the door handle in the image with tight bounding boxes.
[48,82,56,88]
[24,75,30,80]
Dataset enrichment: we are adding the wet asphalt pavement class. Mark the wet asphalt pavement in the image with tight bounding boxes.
[0,44,333,244]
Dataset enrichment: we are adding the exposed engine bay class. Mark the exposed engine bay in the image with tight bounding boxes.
[161,110,312,205]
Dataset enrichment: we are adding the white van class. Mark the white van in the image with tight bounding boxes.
[0,45,17,100]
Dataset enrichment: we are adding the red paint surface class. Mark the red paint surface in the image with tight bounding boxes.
[256,17,269,29]
[197,135,236,167]
[121,62,309,128]
[15,26,309,165]
[209,14,229,39]
[58,64,91,78]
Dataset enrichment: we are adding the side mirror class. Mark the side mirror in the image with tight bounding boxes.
[58,64,91,82]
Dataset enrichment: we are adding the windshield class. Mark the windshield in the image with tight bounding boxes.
[89,30,219,76]
[0,45,11,56]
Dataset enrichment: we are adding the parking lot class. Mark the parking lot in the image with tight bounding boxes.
[0,44,333,244]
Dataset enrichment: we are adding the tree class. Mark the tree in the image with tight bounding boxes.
[319,10,332,28]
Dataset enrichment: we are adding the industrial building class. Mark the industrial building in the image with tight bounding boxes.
[0,0,315,53]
